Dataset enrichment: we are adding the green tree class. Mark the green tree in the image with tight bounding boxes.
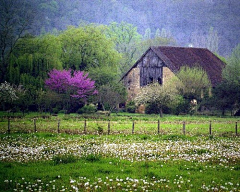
[0,0,35,82]
[59,24,120,72]
[174,66,211,100]
[223,44,240,84]
[88,67,118,88]
[5,34,63,112]
[211,81,240,116]
[97,83,126,115]
[8,34,62,87]
[105,22,142,75]
[212,44,240,115]
[35,89,61,114]
[12,85,32,115]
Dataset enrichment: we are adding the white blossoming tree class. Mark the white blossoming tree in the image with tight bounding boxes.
[0,81,25,111]
[0,81,18,103]
[134,80,179,117]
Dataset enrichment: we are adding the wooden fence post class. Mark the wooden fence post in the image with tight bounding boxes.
[84,119,87,134]
[157,120,160,134]
[34,118,37,132]
[183,121,186,135]
[108,120,110,135]
[132,121,135,134]
[7,117,10,134]
[209,121,212,135]
[236,121,238,136]
[58,119,60,133]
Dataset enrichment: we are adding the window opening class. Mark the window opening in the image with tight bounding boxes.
[158,77,162,85]
[149,77,153,84]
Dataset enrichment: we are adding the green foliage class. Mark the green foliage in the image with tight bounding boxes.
[0,0,35,82]
[223,44,240,84]
[8,34,62,89]
[97,82,126,114]
[77,104,97,114]
[3,24,123,113]
[145,103,159,114]
[211,81,240,115]
[175,66,211,100]
[105,22,142,74]
[210,44,240,115]
[35,90,62,113]
[126,101,136,113]
[173,97,191,115]
[88,67,118,88]
[52,108,59,114]
[59,25,121,71]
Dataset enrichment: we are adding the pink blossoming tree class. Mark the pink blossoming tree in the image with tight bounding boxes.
[45,69,97,98]
[45,69,97,112]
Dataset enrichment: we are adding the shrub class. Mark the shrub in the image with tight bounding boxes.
[52,108,59,114]
[58,110,67,114]
[145,103,159,114]
[174,99,191,115]
[77,104,96,114]
[126,101,136,113]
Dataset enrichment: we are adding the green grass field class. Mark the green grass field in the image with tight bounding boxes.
[0,112,239,136]
[0,112,239,191]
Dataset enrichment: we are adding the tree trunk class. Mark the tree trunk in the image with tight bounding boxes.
[159,107,163,118]
[221,108,225,116]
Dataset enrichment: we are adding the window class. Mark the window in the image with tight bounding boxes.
[149,77,153,84]
[158,77,162,85]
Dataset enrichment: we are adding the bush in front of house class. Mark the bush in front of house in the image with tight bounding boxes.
[145,103,159,114]
[126,101,136,113]
[77,104,97,114]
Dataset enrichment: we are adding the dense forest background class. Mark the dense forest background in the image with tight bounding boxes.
[30,0,240,57]
[1,0,240,115]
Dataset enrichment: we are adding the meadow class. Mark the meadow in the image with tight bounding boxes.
[0,112,239,136]
[0,112,240,191]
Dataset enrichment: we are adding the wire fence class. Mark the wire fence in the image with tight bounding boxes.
[0,116,239,137]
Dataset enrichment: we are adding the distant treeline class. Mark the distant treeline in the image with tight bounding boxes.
[4,0,240,56]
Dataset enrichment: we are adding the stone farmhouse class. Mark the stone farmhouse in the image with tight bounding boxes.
[121,46,226,102]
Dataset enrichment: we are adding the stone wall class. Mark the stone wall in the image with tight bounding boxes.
[123,67,140,102]
[162,66,175,84]
[123,65,178,102]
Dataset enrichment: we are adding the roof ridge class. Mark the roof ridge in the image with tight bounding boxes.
[151,45,209,50]
[120,46,226,86]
